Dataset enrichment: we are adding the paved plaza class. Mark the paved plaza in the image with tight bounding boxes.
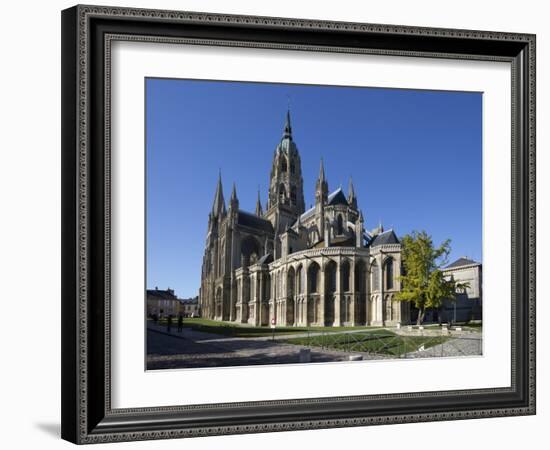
[146,322,482,370]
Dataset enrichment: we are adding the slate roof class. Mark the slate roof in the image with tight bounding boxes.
[369,229,400,247]
[327,188,349,206]
[297,206,313,221]
[444,257,480,269]
[237,210,274,233]
[147,289,178,300]
[257,253,274,265]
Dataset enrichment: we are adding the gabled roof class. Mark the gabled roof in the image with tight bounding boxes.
[445,257,480,269]
[369,229,400,247]
[327,188,349,206]
[237,210,274,233]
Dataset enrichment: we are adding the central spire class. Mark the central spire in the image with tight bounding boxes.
[265,109,305,226]
[282,109,292,139]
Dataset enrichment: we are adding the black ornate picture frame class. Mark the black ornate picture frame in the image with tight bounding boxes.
[61,4,536,444]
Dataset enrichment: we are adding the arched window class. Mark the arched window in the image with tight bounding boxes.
[355,260,366,292]
[241,237,260,268]
[371,261,380,291]
[337,215,344,235]
[290,161,295,174]
[308,263,320,293]
[385,258,394,290]
[326,261,337,293]
[287,268,295,297]
[290,186,297,205]
[279,184,286,204]
[342,260,350,292]
[281,158,287,172]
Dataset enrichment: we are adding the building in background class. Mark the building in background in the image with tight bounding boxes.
[180,296,200,317]
[146,287,181,318]
[440,257,482,323]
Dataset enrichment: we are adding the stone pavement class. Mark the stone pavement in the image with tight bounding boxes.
[146,323,387,370]
[146,323,482,370]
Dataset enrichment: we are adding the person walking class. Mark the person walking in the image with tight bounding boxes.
[177,314,183,332]
[166,314,172,333]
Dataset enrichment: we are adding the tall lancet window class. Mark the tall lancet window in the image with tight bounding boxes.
[342,260,350,292]
[279,184,286,204]
[308,263,320,293]
[385,258,394,290]
[337,214,344,235]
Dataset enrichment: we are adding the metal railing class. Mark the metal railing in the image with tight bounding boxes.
[293,330,482,359]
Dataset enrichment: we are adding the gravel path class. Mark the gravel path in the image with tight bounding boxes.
[404,334,482,358]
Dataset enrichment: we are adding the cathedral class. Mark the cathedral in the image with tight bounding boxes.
[199,111,409,327]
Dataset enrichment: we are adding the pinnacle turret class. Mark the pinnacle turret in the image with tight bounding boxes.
[348,176,357,209]
[315,158,328,205]
[226,182,238,214]
[255,189,263,216]
[211,171,226,218]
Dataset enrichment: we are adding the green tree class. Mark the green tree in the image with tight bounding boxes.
[395,230,468,325]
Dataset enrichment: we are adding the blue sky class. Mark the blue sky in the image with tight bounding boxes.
[146,78,482,298]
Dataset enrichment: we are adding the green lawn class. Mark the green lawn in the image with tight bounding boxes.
[285,330,450,356]
[160,317,378,338]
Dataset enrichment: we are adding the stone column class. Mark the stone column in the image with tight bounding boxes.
[376,257,384,325]
[364,260,369,325]
[257,274,263,326]
[272,271,277,325]
[334,257,342,327]
[304,264,309,326]
[318,258,325,326]
[281,268,287,326]
[350,258,356,326]
[244,272,251,323]
[229,277,236,322]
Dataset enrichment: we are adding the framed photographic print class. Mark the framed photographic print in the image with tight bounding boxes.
[61,4,536,444]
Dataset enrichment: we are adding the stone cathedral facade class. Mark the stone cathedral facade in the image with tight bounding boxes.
[199,112,409,327]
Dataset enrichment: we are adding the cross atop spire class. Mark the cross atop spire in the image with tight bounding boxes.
[211,170,226,218]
